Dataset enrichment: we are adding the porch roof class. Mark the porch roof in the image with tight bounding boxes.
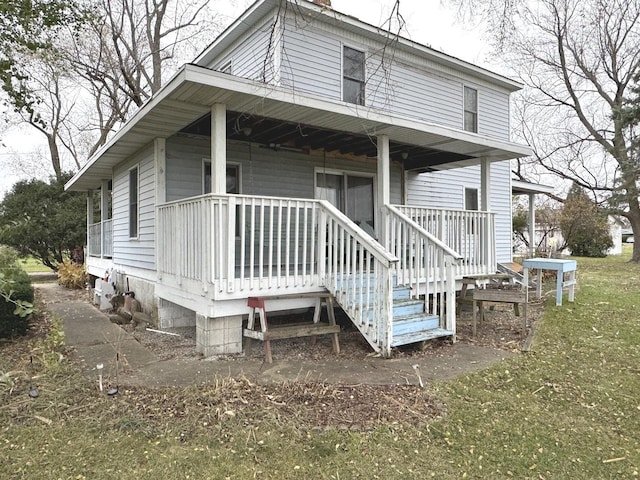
[66,64,532,191]
[512,179,555,196]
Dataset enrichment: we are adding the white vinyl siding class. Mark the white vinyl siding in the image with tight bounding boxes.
[112,144,156,270]
[367,58,463,129]
[405,160,513,263]
[211,18,276,83]
[165,136,402,204]
[477,86,510,140]
[280,18,342,100]
[278,14,512,141]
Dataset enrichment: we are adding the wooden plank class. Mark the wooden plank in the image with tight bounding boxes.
[473,289,526,303]
[244,322,340,341]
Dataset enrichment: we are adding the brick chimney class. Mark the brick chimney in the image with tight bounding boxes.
[312,0,331,6]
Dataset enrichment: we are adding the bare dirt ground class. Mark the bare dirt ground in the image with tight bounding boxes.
[9,284,544,430]
[121,295,545,362]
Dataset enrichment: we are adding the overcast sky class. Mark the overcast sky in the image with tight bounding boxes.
[0,0,489,199]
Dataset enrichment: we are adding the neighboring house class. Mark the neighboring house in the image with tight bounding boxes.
[66,0,532,357]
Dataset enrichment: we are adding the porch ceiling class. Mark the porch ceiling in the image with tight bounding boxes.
[67,64,532,191]
[181,111,475,167]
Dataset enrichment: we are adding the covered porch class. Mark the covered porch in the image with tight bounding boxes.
[75,64,530,356]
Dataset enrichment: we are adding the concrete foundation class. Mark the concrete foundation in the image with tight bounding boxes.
[113,273,158,324]
[158,298,197,329]
[196,314,243,356]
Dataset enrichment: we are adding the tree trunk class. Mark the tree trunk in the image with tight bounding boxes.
[47,134,62,181]
[628,205,640,263]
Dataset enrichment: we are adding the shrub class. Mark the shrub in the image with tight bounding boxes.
[57,260,87,289]
[0,251,34,338]
[560,184,613,257]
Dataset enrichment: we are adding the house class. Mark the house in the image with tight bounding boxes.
[66,0,532,357]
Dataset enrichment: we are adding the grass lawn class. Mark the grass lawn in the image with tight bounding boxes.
[1,253,639,479]
[18,256,52,273]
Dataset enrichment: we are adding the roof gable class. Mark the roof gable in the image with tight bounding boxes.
[194,0,522,91]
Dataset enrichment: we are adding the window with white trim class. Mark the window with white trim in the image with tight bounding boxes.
[343,46,365,105]
[464,187,479,211]
[129,167,139,238]
[464,86,478,133]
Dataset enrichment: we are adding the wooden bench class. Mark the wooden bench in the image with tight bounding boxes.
[472,287,527,336]
[457,273,514,311]
[244,293,341,363]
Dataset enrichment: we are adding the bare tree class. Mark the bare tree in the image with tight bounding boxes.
[2,0,218,177]
[5,48,83,179]
[451,0,640,262]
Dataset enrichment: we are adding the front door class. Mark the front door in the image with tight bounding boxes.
[316,172,375,237]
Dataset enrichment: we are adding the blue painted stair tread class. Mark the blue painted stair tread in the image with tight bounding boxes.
[334,273,453,347]
[391,328,454,347]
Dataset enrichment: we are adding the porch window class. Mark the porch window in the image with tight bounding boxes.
[343,46,365,105]
[464,86,478,133]
[464,187,479,211]
[203,163,240,194]
[129,167,138,238]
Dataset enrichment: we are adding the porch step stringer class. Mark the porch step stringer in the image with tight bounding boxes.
[328,275,454,355]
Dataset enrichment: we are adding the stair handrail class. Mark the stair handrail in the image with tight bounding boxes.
[318,200,398,356]
[385,205,464,261]
[318,200,399,266]
[385,205,462,336]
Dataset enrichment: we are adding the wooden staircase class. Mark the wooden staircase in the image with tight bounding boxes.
[333,274,453,350]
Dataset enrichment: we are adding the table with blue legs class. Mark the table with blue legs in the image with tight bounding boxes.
[522,258,577,306]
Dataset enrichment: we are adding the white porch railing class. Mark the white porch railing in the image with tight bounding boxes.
[157,194,322,295]
[156,194,400,355]
[385,205,461,333]
[156,195,473,356]
[393,205,495,277]
[319,200,398,355]
[88,219,113,258]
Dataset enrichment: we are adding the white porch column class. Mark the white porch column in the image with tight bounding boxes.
[377,134,390,245]
[154,138,167,204]
[100,180,110,258]
[528,192,536,257]
[480,158,493,269]
[210,103,227,194]
[480,158,491,211]
[87,191,94,256]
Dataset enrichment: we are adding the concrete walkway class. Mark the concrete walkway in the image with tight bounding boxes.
[37,283,513,388]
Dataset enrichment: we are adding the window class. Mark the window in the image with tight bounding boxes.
[343,46,365,105]
[129,167,138,238]
[464,187,479,211]
[203,162,240,194]
[464,86,478,133]
[316,172,374,230]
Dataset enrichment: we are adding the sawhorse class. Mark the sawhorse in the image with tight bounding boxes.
[245,293,341,363]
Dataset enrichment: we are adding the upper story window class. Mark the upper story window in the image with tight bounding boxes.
[464,86,478,133]
[129,167,139,238]
[343,46,365,105]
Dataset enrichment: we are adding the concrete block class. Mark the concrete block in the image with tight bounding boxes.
[158,298,196,329]
[196,314,243,356]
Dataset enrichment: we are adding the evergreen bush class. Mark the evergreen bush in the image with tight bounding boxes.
[0,246,34,338]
